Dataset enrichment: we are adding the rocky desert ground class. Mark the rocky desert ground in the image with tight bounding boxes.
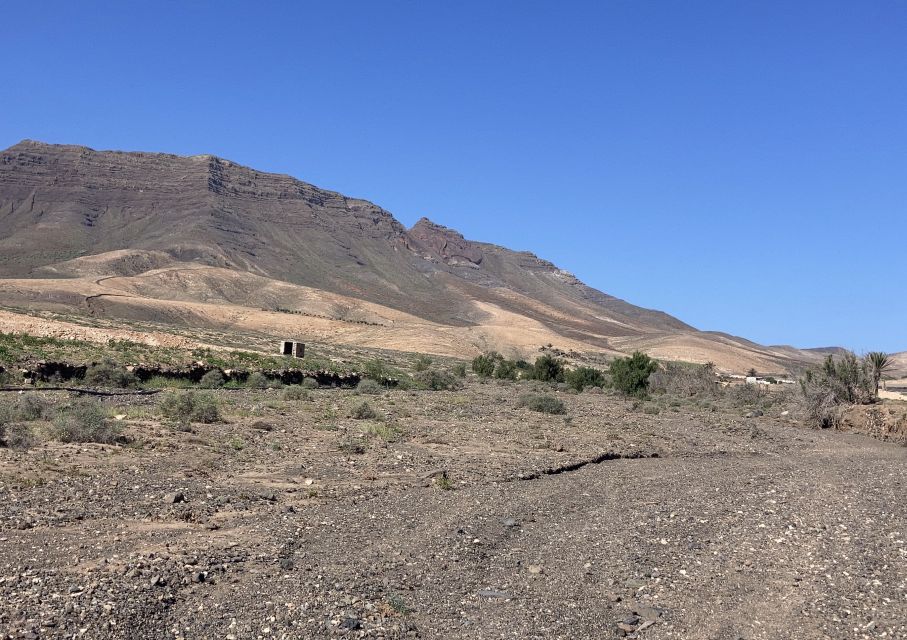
[2,337,906,640]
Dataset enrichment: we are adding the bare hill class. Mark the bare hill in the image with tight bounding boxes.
[0,140,823,371]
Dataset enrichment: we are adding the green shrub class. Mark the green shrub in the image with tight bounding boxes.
[366,421,402,442]
[517,393,567,414]
[413,355,433,372]
[609,352,658,397]
[452,363,467,378]
[15,395,51,421]
[355,378,382,394]
[83,360,137,388]
[364,359,392,381]
[414,369,461,391]
[198,369,225,389]
[301,377,320,389]
[798,352,875,428]
[160,391,221,424]
[564,366,606,392]
[472,352,500,378]
[494,360,518,380]
[52,399,122,444]
[282,385,310,401]
[351,401,377,419]
[245,372,272,389]
[818,353,873,404]
[531,355,565,383]
[339,437,366,455]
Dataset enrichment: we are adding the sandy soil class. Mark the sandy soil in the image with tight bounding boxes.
[0,310,195,349]
[0,265,819,374]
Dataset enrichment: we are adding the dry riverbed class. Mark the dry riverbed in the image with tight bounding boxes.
[1,382,905,639]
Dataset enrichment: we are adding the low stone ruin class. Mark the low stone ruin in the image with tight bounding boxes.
[280,340,305,358]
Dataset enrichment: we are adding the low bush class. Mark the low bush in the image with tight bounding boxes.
[198,369,226,389]
[494,359,518,380]
[530,355,565,383]
[609,352,658,397]
[413,355,433,372]
[282,385,310,401]
[564,366,606,392]
[648,362,717,398]
[517,393,567,414]
[798,352,875,428]
[364,422,401,442]
[452,363,467,378]
[2,423,36,449]
[339,437,366,455]
[52,399,122,444]
[355,379,382,395]
[83,359,137,388]
[160,391,221,424]
[143,376,195,389]
[245,372,272,389]
[414,369,461,391]
[351,401,377,419]
[730,382,766,407]
[472,352,500,378]
[364,359,392,381]
[301,377,320,390]
[0,404,10,443]
[15,395,51,421]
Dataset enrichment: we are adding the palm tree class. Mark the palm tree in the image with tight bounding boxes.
[865,352,894,397]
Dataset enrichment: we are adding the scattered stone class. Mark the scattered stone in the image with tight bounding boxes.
[477,589,513,599]
[339,617,361,630]
[634,605,661,621]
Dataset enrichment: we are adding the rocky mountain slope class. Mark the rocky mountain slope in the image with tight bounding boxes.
[0,140,821,371]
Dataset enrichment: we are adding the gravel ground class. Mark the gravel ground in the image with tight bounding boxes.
[1,383,905,639]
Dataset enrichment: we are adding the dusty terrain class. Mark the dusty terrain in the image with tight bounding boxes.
[2,378,906,640]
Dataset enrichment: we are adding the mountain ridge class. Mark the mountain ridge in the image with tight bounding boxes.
[0,139,824,372]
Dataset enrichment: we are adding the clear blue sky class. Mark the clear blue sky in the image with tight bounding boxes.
[2,1,904,352]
